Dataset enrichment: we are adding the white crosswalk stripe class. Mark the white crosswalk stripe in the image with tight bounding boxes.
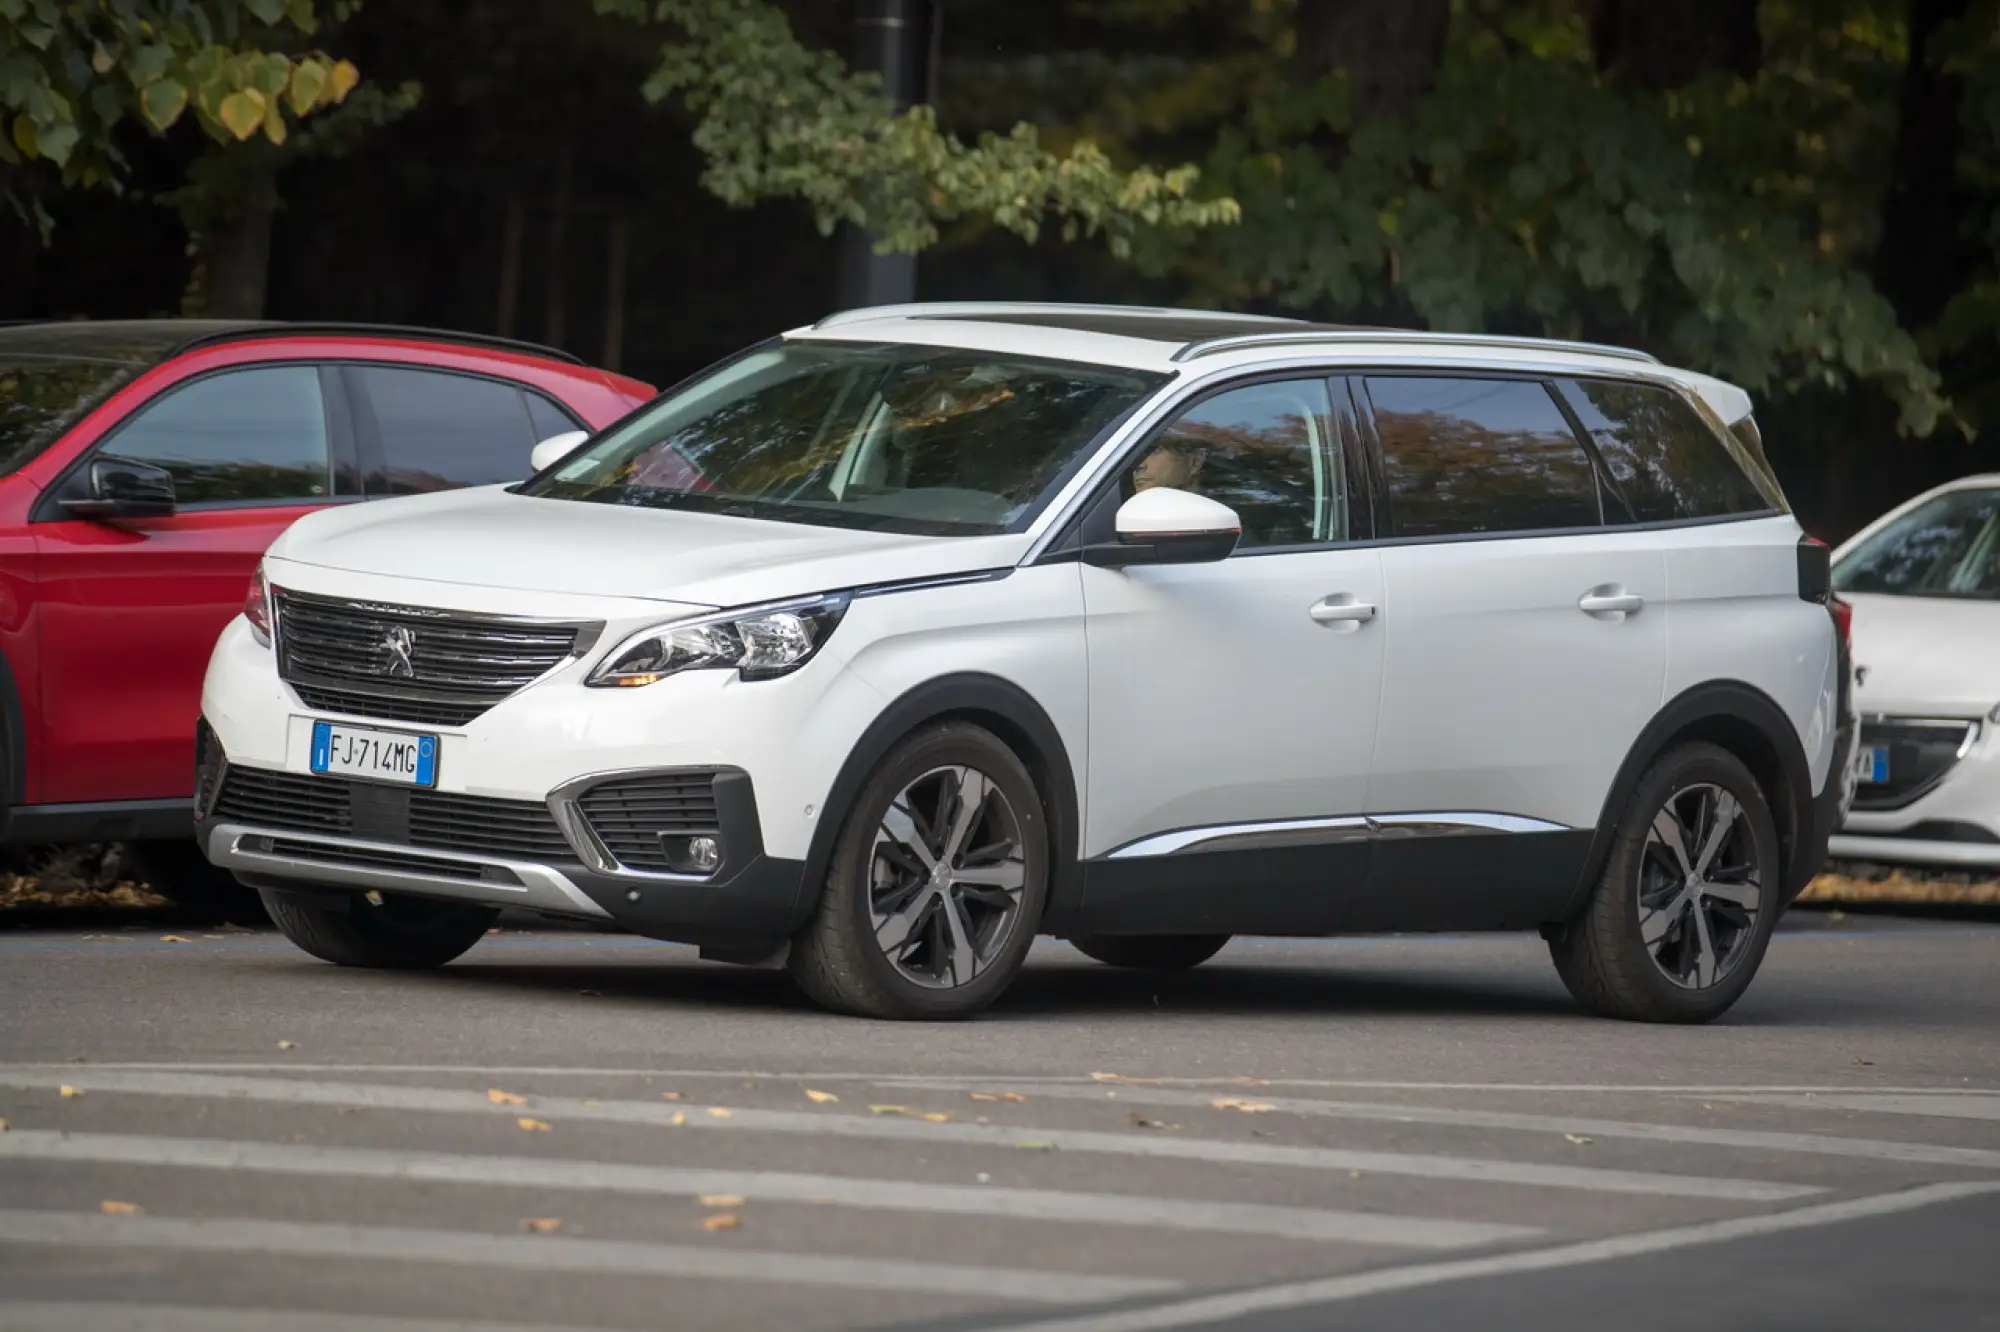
[0,1303,605,1332]
[0,1130,1539,1248]
[876,1080,2000,1170]
[0,1068,1821,1201]
[0,1209,1177,1304]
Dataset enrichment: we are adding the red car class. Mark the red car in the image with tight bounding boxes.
[0,320,653,913]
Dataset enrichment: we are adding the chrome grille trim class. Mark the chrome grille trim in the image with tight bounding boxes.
[273,588,602,727]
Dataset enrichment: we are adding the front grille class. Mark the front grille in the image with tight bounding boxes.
[576,773,721,873]
[193,719,226,819]
[213,766,573,863]
[1852,717,1981,812]
[275,588,599,728]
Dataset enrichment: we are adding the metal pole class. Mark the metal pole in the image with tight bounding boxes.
[837,0,933,311]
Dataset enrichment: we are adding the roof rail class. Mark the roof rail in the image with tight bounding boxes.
[1172,329,1660,365]
[812,301,1311,330]
[172,321,585,366]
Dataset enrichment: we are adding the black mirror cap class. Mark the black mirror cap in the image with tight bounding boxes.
[63,455,178,520]
[1081,528,1241,568]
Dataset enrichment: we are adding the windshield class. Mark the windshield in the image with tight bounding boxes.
[0,356,145,475]
[1834,487,2000,600]
[519,341,1166,535]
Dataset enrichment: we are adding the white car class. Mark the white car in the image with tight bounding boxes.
[1830,474,2000,869]
[196,303,1851,1022]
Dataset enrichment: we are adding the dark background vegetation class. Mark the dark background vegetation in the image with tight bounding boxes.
[7,0,1999,544]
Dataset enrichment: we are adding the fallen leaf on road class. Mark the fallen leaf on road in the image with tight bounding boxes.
[968,1092,999,1102]
[698,1194,745,1208]
[660,1092,684,1101]
[58,1086,82,1099]
[706,1108,733,1120]
[520,1218,564,1234]
[1853,1058,1874,1067]
[1564,1133,1595,1145]
[1090,1072,1160,1085]
[666,1111,687,1126]
[488,1089,527,1106]
[1126,1111,1173,1130]
[0,1119,9,1132]
[517,1117,552,1132]
[1212,1098,1276,1113]
[804,1089,838,1104]
[277,1040,296,1051]
[99,1201,142,1215]
[999,1092,1026,1103]
[869,1104,911,1116]
[702,1213,741,1232]
[159,935,191,943]
[922,1112,951,1123]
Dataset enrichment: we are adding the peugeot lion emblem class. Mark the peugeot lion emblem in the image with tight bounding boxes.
[380,625,417,679]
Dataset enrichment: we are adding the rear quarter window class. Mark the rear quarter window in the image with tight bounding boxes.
[1559,378,1776,521]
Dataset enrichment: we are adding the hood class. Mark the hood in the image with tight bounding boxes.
[1844,591,2000,718]
[268,486,1033,608]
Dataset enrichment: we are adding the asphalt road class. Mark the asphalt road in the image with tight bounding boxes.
[1,910,1996,1332]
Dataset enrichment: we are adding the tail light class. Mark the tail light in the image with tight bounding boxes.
[1830,594,1853,645]
[1796,535,1832,603]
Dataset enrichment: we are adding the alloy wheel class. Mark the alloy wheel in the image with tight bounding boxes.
[1636,782,1765,989]
[868,764,1028,989]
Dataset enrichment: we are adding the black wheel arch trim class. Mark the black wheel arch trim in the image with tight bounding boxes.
[801,672,1083,933]
[1570,679,1819,918]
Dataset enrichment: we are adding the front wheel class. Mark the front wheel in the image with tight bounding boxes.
[1070,934,1229,970]
[264,888,496,969]
[788,723,1048,1020]
[1549,742,1781,1024]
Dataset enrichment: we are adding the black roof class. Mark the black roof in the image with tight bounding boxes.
[0,319,582,367]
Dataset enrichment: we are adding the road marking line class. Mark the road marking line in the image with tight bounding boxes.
[875,1081,2000,1171]
[979,1181,2000,1332]
[0,1209,1171,1304]
[0,1130,1536,1249]
[0,1302,603,1332]
[36,1065,1995,1096]
[0,1069,1819,1202]
[1699,1093,2000,1122]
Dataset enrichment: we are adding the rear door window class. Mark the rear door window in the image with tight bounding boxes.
[1558,378,1771,521]
[1363,376,1603,538]
[91,365,331,506]
[347,366,540,494]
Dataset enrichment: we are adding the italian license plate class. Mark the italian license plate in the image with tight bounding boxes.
[1858,744,1890,785]
[310,720,438,788]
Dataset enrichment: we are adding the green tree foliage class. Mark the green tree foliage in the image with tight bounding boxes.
[593,0,1241,256]
[0,0,364,188]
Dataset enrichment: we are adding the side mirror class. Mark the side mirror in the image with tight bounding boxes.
[530,430,590,474]
[1084,487,1241,567]
[63,455,177,521]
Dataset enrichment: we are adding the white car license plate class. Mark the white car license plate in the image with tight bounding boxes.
[1858,744,1890,785]
[310,720,438,788]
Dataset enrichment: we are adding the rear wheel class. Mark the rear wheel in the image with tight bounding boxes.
[263,887,495,969]
[1550,742,1780,1023]
[788,723,1048,1020]
[123,839,269,926]
[1069,934,1229,970]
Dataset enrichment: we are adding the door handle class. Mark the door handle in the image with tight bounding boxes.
[1578,588,1645,617]
[1309,595,1377,627]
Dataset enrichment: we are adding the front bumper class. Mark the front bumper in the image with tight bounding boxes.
[1832,714,2000,872]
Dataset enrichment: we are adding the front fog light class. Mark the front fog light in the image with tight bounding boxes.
[659,834,723,874]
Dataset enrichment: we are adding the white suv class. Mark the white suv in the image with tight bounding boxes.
[197,303,1853,1023]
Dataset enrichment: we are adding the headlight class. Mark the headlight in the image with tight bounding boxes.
[587,594,850,687]
[245,564,273,648]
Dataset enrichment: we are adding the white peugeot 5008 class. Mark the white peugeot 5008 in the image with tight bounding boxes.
[198,304,1853,1022]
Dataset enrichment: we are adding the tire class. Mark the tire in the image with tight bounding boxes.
[788,722,1049,1019]
[1550,742,1782,1024]
[1070,933,1229,970]
[124,839,270,926]
[263,887,496,969]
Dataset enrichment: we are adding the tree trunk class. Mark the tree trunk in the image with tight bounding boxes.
[1871,0,1974,331]
[1293,0,1451,120]
[200,169,279,319]
[1590,0,1761,91]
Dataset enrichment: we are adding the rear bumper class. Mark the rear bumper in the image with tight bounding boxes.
[1787,620,1857,904]
[2,798,191,845]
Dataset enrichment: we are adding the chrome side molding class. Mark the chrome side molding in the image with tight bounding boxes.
[1106,811,1574,860]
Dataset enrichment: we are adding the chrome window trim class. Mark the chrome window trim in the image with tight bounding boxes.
[1105,811,1574,859]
